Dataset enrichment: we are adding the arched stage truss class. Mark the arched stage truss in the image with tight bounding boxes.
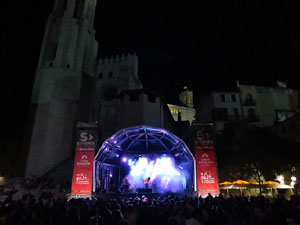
[94,125,197,194]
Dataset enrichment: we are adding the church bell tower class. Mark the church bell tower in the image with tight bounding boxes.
[26,0,98,176]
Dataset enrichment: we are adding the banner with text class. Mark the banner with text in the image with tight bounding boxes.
[195,145,219,195]
[71,125,97,197]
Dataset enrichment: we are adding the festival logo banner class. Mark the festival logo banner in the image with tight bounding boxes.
[192,122,219,196]
[195,145,219,195]
[71,123,97,199]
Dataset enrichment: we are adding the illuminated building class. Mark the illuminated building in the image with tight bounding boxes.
[237,80,299,127]
[167,87,196,125]
[269,113,300,144]
[196,90,243,133]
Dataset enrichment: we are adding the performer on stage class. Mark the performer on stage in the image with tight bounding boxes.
[122,177,130,193]
[144,177,151,189]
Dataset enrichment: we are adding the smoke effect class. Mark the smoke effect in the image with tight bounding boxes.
[122,156,189,193]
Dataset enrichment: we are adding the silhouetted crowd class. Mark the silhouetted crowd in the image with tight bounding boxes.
[1,192,300,225]
[20,176,70,192]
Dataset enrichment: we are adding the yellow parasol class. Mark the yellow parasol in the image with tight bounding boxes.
[219,181,233,185]
[232,180,250,185]
[261,181,293,189]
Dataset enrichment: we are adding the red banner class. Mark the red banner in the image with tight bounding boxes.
[71,127,97,197]
[195,145,219,195]
[71,150,94,194]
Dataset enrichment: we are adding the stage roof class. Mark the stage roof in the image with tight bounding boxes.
[95,125,194,164]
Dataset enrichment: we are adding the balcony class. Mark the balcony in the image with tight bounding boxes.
[242,99,256,106]
[245,115,260,123]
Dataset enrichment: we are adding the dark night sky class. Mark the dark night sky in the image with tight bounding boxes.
[2,0,300,134]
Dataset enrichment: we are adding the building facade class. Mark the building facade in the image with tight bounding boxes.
[196,91,243,133]
[95,54,143,140]
[269,113,300,144]
[168,87,196,125]
[26,0,183,176]
[238,81,299,127]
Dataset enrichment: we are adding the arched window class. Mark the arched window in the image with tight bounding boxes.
[245,93,253,101]
[244,93,256,106]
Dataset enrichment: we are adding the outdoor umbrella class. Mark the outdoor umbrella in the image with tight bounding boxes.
[219,181,233,189]
[261,181,294,189]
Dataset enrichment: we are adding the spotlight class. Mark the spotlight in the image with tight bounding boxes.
[128,159,133,166]
[110,174,113,177]
[122,157,127,163]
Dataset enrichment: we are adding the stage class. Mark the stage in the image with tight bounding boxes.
[93,191,190,200]
[94,126,197,196]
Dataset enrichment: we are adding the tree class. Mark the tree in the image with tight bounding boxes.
[216,122,299,183]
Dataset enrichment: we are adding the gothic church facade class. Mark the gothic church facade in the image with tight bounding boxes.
[26,0,187,176]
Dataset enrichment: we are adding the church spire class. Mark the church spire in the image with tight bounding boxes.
[26,0,99,176]
[36,0,98,73]
[52,0,97,29]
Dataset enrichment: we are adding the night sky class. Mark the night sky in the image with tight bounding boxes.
[2,0,300,135]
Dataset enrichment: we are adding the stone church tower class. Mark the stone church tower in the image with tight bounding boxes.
[26,0,98,176]
[95,54,143,140]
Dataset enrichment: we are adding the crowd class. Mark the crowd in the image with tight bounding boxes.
[20,176,70,192]
[1,191,300,225]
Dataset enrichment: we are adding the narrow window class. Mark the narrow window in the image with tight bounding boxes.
[108,71,113,77]
[73,0,80,18]
[233,108,239,119]
[98,73,103,79]
[231,94,236,102]
[220,94,225,102]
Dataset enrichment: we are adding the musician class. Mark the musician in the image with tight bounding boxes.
[144,177,151,189]
[122,177,130,193]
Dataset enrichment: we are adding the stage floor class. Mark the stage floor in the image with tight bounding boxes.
[94,191,189,200]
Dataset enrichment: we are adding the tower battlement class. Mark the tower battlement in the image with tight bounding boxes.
[98,53,137,65]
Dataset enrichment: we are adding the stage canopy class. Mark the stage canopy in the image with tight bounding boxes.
[95,125,194,165]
